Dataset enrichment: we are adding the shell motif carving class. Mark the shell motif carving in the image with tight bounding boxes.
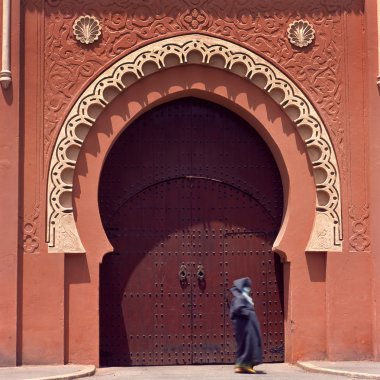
[73,16,102,45]
[287,20,315,48]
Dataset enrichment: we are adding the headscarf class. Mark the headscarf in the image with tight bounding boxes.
[230,277,254,306]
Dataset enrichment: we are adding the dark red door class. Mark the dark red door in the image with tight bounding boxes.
[99,97,284,366]
[99,179,193,366]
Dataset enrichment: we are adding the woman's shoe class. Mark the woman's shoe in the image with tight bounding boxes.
[234,366,256,374]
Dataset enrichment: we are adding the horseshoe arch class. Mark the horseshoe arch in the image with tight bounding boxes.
[46,34,342,253]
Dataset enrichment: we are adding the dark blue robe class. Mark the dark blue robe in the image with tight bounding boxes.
[230,278,263,367]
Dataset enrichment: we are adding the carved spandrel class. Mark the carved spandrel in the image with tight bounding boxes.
[46,35,343,253]
[43,0,358,170]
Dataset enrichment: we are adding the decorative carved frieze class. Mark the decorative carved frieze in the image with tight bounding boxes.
[23,202,40,254]
[46,34,343,253]
[43,0,353,170]
[349,204,370,252]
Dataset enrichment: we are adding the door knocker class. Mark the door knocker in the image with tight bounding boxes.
[178,264,187,282]
[197,264,205,281]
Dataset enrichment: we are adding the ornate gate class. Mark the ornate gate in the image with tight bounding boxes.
[99,98,284,366]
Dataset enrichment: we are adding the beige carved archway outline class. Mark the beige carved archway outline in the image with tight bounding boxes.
[47,34,342,253]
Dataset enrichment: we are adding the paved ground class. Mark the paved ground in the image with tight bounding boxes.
[299,361,380,378]
[81,364,354,380]
[0,364,95,380]
[2,362,380,380]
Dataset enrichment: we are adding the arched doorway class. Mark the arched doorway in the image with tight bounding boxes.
[98,97,284,366]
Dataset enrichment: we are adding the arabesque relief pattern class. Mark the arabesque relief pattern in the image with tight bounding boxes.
[47,35,342,253]
[349,204,370,252]
[23,203,40,253]
[43,0,359,169]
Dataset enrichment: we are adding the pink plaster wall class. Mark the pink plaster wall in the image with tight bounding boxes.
[365,0,380,360]
[326,254,373,360]
[0,0,376,367]
[22,254,65,364]
[0,0,21,366]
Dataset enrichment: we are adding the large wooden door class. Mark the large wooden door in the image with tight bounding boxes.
[99,97,284,366]
[99,179,193,366]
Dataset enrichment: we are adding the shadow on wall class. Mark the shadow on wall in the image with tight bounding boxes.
[64,254,91,362]
[306,252,326,282]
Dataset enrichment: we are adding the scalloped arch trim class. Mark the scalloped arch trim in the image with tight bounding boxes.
[47,34,342,253]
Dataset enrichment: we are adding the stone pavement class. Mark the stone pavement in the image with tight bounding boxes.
[85,363,380,380]
[0,365,95,380]
[298,361,380,379]
[1,362,380,380]
[83,363,347,379]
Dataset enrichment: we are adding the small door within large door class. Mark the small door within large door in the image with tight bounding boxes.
[99,97,284,366]
[100,178,283,366]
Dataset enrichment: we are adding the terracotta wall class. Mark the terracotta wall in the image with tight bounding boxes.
[366,0,380,360]
[0,0,377,366]
[0,0,20,366]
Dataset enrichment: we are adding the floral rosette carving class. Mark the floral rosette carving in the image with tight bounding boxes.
[287,20,315,48]
[180,8,209,30]
[73,15,102,44]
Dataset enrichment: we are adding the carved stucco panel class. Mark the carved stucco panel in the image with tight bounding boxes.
[46,35,342,253]
[349,204,370,252]
[23,203,40,253]
[43,0,358,172]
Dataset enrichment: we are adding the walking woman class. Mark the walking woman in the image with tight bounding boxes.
[230,277,263,374]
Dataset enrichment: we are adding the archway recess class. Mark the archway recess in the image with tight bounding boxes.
[46,34,342,253]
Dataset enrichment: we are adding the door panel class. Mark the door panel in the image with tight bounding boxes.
[99,97,284,366]
[100,180,193,366]
[189,179,226,364]
[224,232,284,363]
[100,178,283,365]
